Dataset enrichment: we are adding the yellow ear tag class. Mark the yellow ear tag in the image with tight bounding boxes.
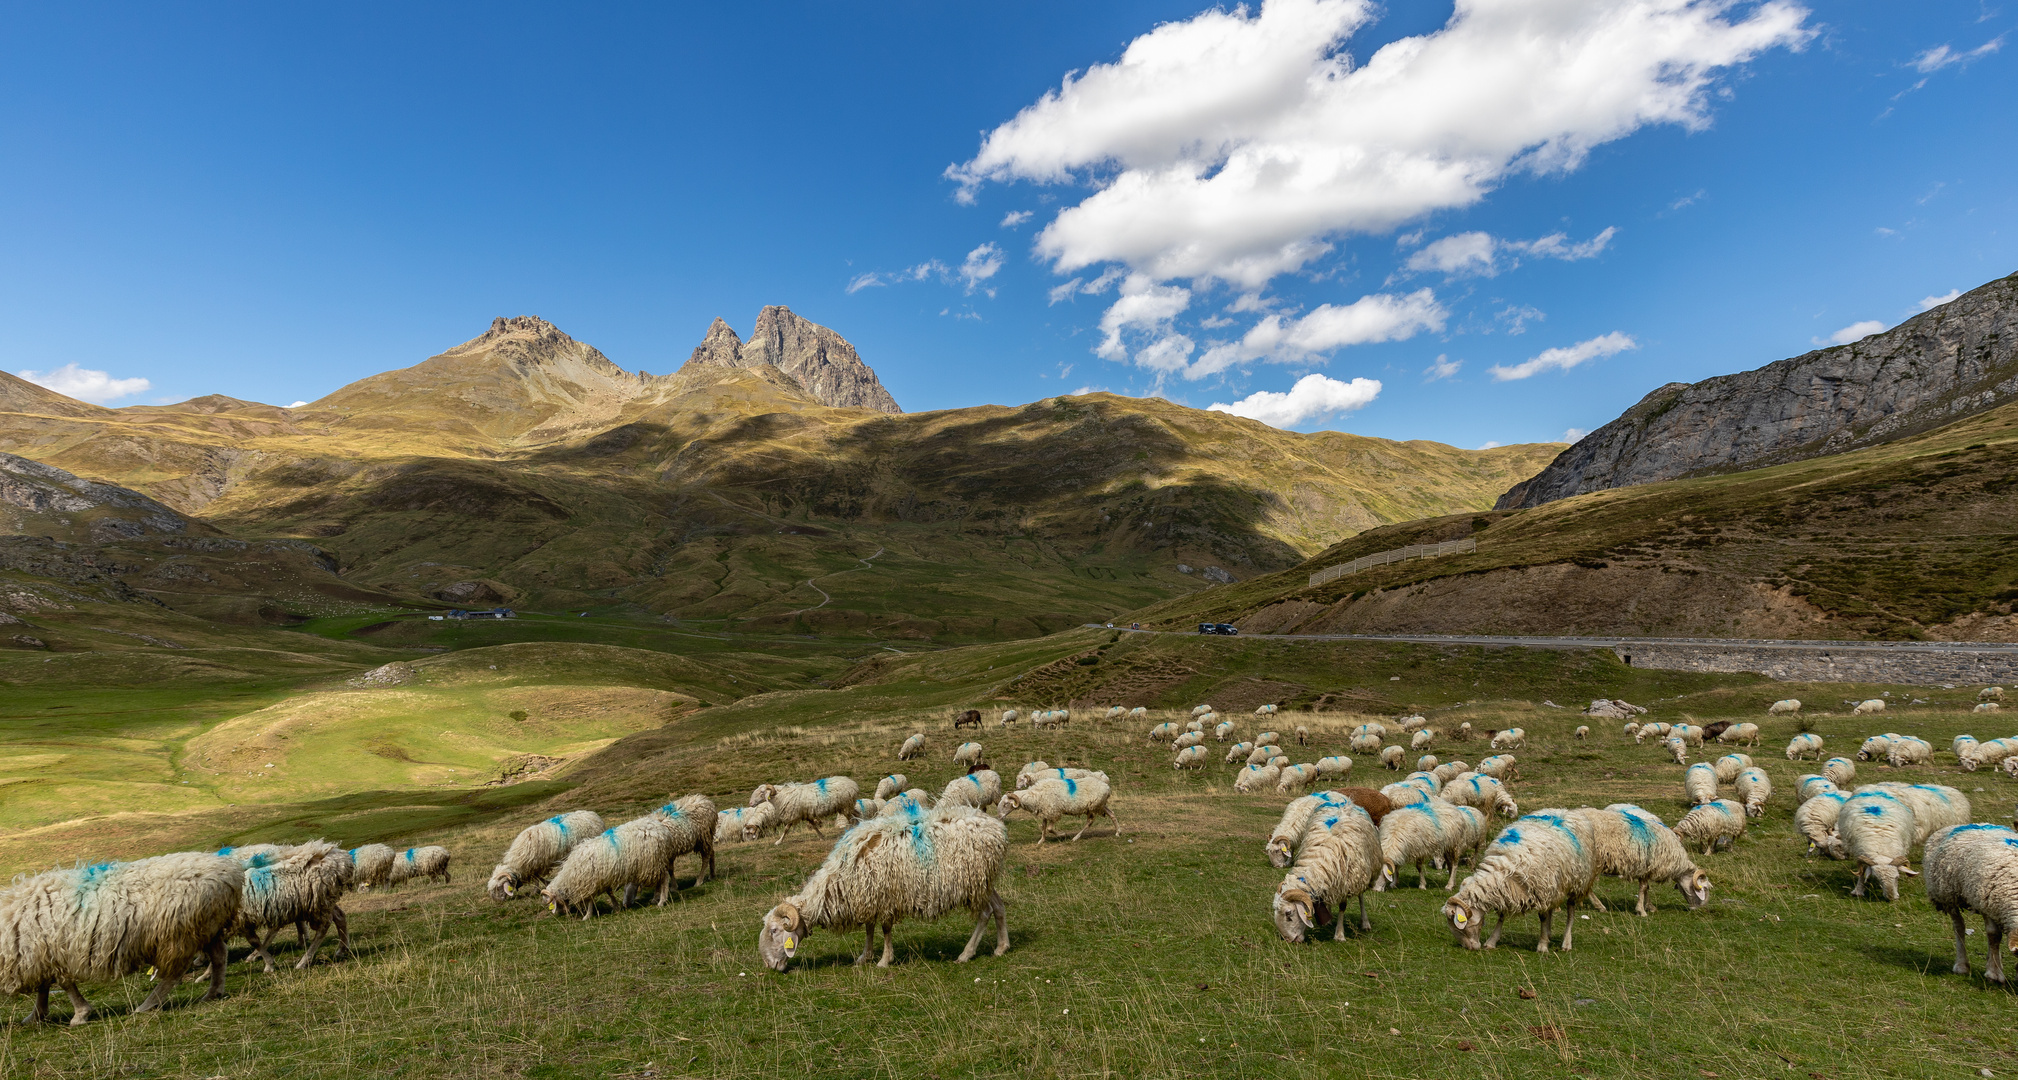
[1453,912,1468,926]
[784,935,796,950]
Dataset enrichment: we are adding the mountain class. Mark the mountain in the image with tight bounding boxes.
[1498,270,2018,509]
[681,306,901,413]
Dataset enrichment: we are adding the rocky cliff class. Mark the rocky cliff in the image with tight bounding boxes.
[1498,271,2018,508]
[680,307,901,413]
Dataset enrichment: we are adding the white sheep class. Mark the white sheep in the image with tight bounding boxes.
[1441,810,1597,952]
[1105,706,1125,720]
[877,790,933,817]
[996,775,1118,842]
[1476,755,1518,781]
[1925,823,2018,984]
[1272,804,1382,942]
[1315,755,1353,779]
[1887,738,1934,768]
[1255,731,1282,748]
[1585,805,1712,915]
[1224,740,1255,763]
[1833,788,1917,900]
[1247,745,1277,766]
[1172,730,1205,751]
[1953,735,1980,760]
[1978,702,2004,714]
[1963,737,2018,771]
[1266,792,1368,867]
[1822,757,1857,786]
[1411,729,1435,752]
[545,817,678,918]
[0,852,243,1024]
[1795,791,1849,856]
[1294,724,1310,746]
[1682,764,1718,807]
[1441,773,1519,821]
[1795,774,1837,803]
[875,775,910,801]
[1193,704,1215,716]
[1376,798,1487,890]
[899,734,925,760]
[1574,726,1590,741]
[1673,799,1747,856]
[1490,728,1525,751]
[1981,687,2006,702]
[999,709,1019,727]
[1457,722,1473,741]
[1403,770,1443,795]
[1416,754,1439,774]
[1184,718,1204,734]
[954,742,986,768]
[385,846,452,889]
[1215,721,1235,742]
[1718,723,1761,747]
[1635,721,1672,744]
[1016,766,1104,790]
[1128,706,1148,719]
[1175,745,1210,769]
[1665,737,1688,765]
[1873,782,1971,844]
[850,798,885,822]
[1379,746,1405,770]
[1255,703,1278,715]
[1398,715,1428,732]
[716,806,760,844]
[1379,782,1430,807]
[1624,721,1641,740]
[1712,753,1753,784]
[1670,724,1704,748]
[1786,733,1824,761]
[1857,734,1904,761]
[940,770,1004,812]
[1276,763,1318,792]
[748,778,861,844]
[348,844,395,891]
[645,794,717,892]
[1853,699,1886,715]
[1148,722,1178,742]
[1349,731,1382,753]
[226,841,352,973]
[1234,762,1283,793]
[759,803,1009,970]
[1768,699,1802,715]
[1734,768,1772,818]
[488,811,606,901]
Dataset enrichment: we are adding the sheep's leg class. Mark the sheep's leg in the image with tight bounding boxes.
[1417,861,1430,890]
[332,908,351,958]
[1535,909,1552,953]
[808,818,827,839]
[253,926,279,974]
[1357,893,1371,932]
[1636,881,1651,917]
[856,926,877,965]
[655,871,672,907]
[1107,807,1122,837]
[1988,920,2007,985]
[1070,813,1091,841]
[59,981,91,1025]
[133,959,185,1016]
[1560,906,1575,951]
[293,917,333,970]
[1949,911,1972,976]
[622,882,637,908]
[956,906,991,963]
[1587,894,1607,913]
[1850,867,1867,898]
[1484,912,1504,949]
[26,982,49,1023]
[201,934,229,1000]
[992,892,1011,956]
[1035,819,1049,845]
[878,922,897,968]
[700,845,716,885]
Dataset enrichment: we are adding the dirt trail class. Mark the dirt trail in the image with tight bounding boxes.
[785,547,885,616]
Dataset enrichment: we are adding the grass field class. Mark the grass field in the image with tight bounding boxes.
[3,625,2016,1078]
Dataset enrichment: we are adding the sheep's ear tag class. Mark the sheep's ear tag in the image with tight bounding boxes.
[784,935,796,951]
[1453,912,1468,926]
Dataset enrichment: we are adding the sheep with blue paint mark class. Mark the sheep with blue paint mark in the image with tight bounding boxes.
[646,794,717,892]
[1247,744,1278,766]
[1175,745,1210,769]
[1887,737,1934,768]
[758,802,1010,970]
[348,843,396,891]
[953,742,986,768]
[996,774,1118,842]
[1832,788,1917,900]
[1149,722,1179,742]
[1477,755,1518,781]
[1379,781,1431,807]
[1267,790,1385,867]
[877,789,933,817]
[1796,791,1849,856]
[1872,782,1970,843]
[1441,809,1598,952]
[1017,766,1106,790]
[1350,730,1382,754]
[1441,773,1519,821]
[489,810,606,901]
[1376,798,1487,890]
[1664,736,1688,765]
[1432,760,1468,785]
[939,769,1003,812]
[1963,737,2018,771]
[1786,733,1824,760]
[1684,763,1719,806]
[1673,799,1747,855]
[1380,745,1406,770]
[1224,740,1255,764]
[1712,754,1753,784]
[1585,805,1712,915]
[385,845,451,889]
[898,734,925,761]
[1925,823,2018,984]
[1234,762,1282,793]
[1735,768,1772,818]
[225,840,353,972]
[1316,755,1353,780]
[875,774,910,801]
[749,777,862,844]
[0,852,242,1024]
[1272,802,1382,942]
[1796,775,1838,803]
[543,814,683,918]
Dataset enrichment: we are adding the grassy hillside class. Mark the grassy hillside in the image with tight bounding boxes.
[1142,398,2018,640]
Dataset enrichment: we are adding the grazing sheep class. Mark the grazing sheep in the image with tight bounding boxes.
[1457,722,1473,741]
[1034,709,1071,730]
[1403,770,1443,795]
[1235,762,1283,793]
[850,798,884,823]
[1796,775,1838,803]
[1380,746,1405,770]
[1148,722,1178,742]
[1795,791,1850,856]
[1624,721,1641,740]
[1872,783,1970,843]
[877,790,932,817]
[758,803,1009,971]
[1665,736,1689,765]
[939,770,1004,812]
[1379,782,1431,807]
[1583,805,1712,915]
[899,735,925,760]
[1016,766,1105,790]
[0,852,243,1024]
[1672,799,1747,856]
[1683,764,1718,806]
[1184,718,1204,734]
[1857,734,1903,761]
[1411,729,1435,752]
[1105,706,1126,720]
[1417,754,1439,774]
[875,775,910,801]
[1954,735,1980,760]
[1833,789,1917,900]
[1978,703,2004,714]
[226,841,352,973]
[1432,760,1467,784]
[1224,740,1255,764]
[348,844,395,891]
[1822,757,1857,786]
[1442,773,1519,821]
[1353,723,1387,741]
[1769,699,1802,715]
[646,795,717,892]
[1712,753,1753,784]
[1349,731,1382,753]
[1247,745,1277,766]
[1272,803,1382,942]
[1490,729,1526,751]
[385,846,452,889]
[1398,715,1429,732]
[1924,823,2018,984]
[996,775,1118,842]
[1215,721,1235,742]
[1315,755,1353,780]
[954,742,986,768]
[1267,791,1371,867]
[716,807,761,844]
[1671,724,1704,748]
[1574,726,1589,741]
[737,802,778,840]
[1175,745,1210,769]
[996,710,1017,728]
[1734,768,1772,818]
[750,778,862,844]
[1128,707,1148,719]
[1376,799,1487,890]
[1887,738,1934,768]
[1192,704,1215,716]
[489,810,606,901]
[1963,737,2018,771]
[1441,810,1597,953]
[1786,733,1825,761]
[1295,725,1310,746]
[1476,755,1518,781]
[1172,730,1204,751]
[1981,687,2006,703]
[1276,763,1318,792]
[545,817,679,918]
[1853,699,1886,715]
[1256,703,1279,715]
[1255,731,1282,748]
[1718,723,1761,747]
[1635,722,1671,744]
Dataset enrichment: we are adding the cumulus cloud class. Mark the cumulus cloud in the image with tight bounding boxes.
[1095,275,1193,362]
[960,243,1005,294]
[951,0,1809,289]
[1563,427,1590,442]
[287,400,309,408]
[1814,320,1886,347]
[1424,355,1462,381]
[1208,373,1382,428]
[1405,232,1496,276]
[1918,289,1962,312]
[15,363,151,404]
[1000,210,1033,228]
[1402,227,1616,278]
[1912,37,2003,72]
[1190,288,1445,378]
[1487,331,1637,380]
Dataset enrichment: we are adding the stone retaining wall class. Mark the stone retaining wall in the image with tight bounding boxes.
[1614,643,2018,685]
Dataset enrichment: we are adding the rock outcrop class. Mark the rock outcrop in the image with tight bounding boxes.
[1498,271,2018,508]
[0,452,192,539]
[679,307,901,413]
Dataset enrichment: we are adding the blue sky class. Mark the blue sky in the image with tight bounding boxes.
[1,1,2012,449]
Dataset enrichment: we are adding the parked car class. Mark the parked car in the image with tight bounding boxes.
[1197,622,1239,635]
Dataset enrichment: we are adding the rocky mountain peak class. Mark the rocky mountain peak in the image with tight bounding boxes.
[686,318,750,370]
[677,307,900,413]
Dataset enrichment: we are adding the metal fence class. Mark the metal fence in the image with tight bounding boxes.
[1308,537,1476,587]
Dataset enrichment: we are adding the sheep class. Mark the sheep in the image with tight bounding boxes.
[1887,738,1934,768]
[850,798,885,823]
[544,815,681,918]
[1315,755,1353,780]
[877,790,932,817]
[898,734,925,760]
[1734,768,1772,818]
[1105,706,1125,720]
[716,807,760,844]
[1574,726,1589,741]
[0,852,243,1025]
[1214,721,1235,742]
[1712,753,1753,784]
[758,802,1009,971]
[1380,746,1405,770]
[1353,723,1387,741]
[348,844,395,891]
[875,775,910,801]
[1267,753,1292,769]
[1583,805,1712,915]
[1979,703,2004,714]
[385,846,452,889]
[1795,791,1849,856]
[225,841,352,973]
[1380,782,1430,807]
[1982,687,2006,703]
[1822,757,1857,786]
[1441,810,1597,953]
[1255,731,1282,748]
[1795,775,1838,803]
[1404,770,1443,795]
[1172,730,1205,751]
[1490,728,1525,751]
[1292,725,1308,746]
[1033,710,1071,730]
[1476,755,1518,781]
[1148,722,1178,742]
[1634,721,1671,744]
[1272,803,1383,943]
[1398,715,1429,732]
[1224,740,1255,763]
[1963,737,2018,771]
[645,795,717,892]
[1924,823,2018,984]
[1683,763,1719,807]
[1954,735,1980,760]
[1624,721,1641,739]
[1183,718,1203,734]
[954,742,986,768]
[1853,699,1886,715]
[1256,703,1279,715]
[1193,704,1215,716]
[1411,729,1435,752]
[1417,754,1440,774]
[1267,791,1384,867]
[1017,766,1104,790]
[1247,745,1277,766]
[1349,731,1382,754]
[1786,733,1825,761]
[997,710,1018,727]
[1671,724,1704,748]
[749,777,862,844]
[1718,723,1761,747]
[1442,773,1519,821]
[1665,736,1688,765]
[1769,699,1802,715]
[1857,734,1903,761]
[1376,798,1487,890]
[996,775,1118,843]
[1276,763,1318,792]
[939,770,1003,812]
[1672,799,1747,856]
[1832,788,1917,900]
[1175,745,1210,769]
[1457,722,1473,741]
[1128,706,1148,719]
[489,810,607,901]
[1873,782,1971,844]
[2005,757,2018,779]
[1235,762,1282,793]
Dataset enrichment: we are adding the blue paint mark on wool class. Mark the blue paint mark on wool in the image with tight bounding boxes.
[1621,809,1655,851]
[1501,828,1523,847]
[549,815,570,840]
[602,828,620,851]
[76,862,115,896]
[906,821,933,864]
[659,802,684,819]
[1950,823,2010,836]
[403,848,416,862]
[217,846,234,856]
[817,778,829,795]
[247,864,277,898]
[1064,778,1078,796]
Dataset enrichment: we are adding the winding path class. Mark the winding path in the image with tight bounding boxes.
[785,547,885,617]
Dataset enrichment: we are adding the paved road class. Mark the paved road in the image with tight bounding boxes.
[1094,626,2018,655]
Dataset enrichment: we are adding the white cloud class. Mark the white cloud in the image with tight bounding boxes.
[845,260,949,294]
[1477,440,1503,449]
[1815,320,1886,346]
[1912,37,2003,72]
[1191,288,1445,378]
[1402,227,1616,278]
[1563,427,1589,442]
[1208,373,1382,428]
[1522,227,1617,261]
[1497,304,1545,335]
[1000,210,1033,228]
[1047,267,1124,304]
[1918,289,1962,312]
[960,244,1005,295]
[950,0,1809,290]
[15,363,152,404]
[1096,275,1192,361]
[1405,232,1496,276]
[1488,331,1637,380]
[287,400,309,408]
[1424,354,1462,381]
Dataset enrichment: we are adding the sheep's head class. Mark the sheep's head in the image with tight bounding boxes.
[486,866,519,901]
[1272,885,1316,942]
[538,888,559,916]
[741,804,775,842]
[748,784,777,808]
[1375,861,1397,892]
[1443,898,1484,949]
[1676,868,1712,909]
[995,793,1022,819]
[759,902,806,972]
[1266,838,1294,868]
